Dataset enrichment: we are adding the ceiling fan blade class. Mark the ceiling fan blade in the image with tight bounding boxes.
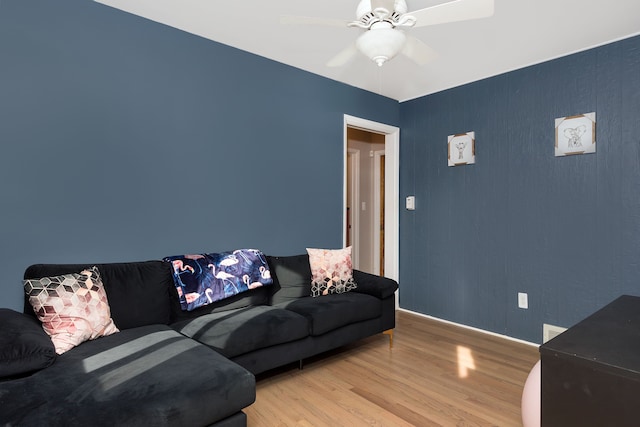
[410,0,494,28]
[326,43,359,67]
[280,15,348,28]
[402,36,438,66]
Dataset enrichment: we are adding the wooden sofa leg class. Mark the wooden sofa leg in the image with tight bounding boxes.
[299,359,304,370]
[383,329,394,348]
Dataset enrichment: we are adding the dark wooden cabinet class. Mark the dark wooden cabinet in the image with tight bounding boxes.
[539,295,640,426]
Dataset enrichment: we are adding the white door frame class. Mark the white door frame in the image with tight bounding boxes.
[347,148,361,269]
[343,115,400,291]
[373,149,385,276]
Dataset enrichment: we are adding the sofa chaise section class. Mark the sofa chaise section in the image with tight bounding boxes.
[8,260,257,427]
[0,324,254,427]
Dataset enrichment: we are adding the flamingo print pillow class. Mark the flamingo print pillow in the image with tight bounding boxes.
[164,249,272,311]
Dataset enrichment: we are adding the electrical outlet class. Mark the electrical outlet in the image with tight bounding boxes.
[518,292,528,309]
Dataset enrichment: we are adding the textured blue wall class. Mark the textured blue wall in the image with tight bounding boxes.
[0,0,399,311]
[400,35,640,343]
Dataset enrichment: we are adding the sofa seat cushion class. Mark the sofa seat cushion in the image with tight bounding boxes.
[0,324,255,427]
[276,292,382,336]
[171,306,309,358]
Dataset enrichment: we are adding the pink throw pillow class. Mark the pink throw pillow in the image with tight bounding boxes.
[24,267,119,354]
[306,247,358,297]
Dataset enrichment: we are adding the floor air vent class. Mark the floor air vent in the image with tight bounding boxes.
[543,323,567,343]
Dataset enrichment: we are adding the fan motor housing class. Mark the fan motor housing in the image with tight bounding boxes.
[356,0,408,20]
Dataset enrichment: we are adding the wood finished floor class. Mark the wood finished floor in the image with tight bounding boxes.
[244,310,539,427]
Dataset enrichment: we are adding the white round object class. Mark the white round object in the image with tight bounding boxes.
[521,360,541,427]
[356,24,406,66]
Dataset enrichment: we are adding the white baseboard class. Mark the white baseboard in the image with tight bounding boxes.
[398,308,540,349]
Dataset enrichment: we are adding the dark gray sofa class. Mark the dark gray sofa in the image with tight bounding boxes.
[0,254,398,426]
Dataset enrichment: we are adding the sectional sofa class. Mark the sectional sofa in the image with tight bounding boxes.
[0,252,398,426]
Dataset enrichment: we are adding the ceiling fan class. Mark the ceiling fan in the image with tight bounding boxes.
[283,0,494,67]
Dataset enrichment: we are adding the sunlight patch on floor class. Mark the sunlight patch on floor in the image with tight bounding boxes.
[457,345,476,378]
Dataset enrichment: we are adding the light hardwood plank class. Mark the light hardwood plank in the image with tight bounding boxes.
[245,311,539,426]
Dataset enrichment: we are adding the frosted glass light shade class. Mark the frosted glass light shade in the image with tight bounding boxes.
[356,26,406,66]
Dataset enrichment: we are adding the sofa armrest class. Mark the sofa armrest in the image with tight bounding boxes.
[0,309,56,379]
[352,270,398,299]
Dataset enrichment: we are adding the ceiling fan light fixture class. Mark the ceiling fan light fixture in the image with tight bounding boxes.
[356,25,406,66]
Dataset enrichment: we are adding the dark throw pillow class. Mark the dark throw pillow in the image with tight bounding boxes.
[0,309,56,379]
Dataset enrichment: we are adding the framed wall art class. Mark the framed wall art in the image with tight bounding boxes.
[448,132,475,167]
[555,112,596,157]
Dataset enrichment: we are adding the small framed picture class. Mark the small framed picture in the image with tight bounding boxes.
[555,112,596,157]
[448,132,475,167]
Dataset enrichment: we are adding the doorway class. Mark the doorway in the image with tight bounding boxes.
[346,128,385,275]
[343,115,399,289]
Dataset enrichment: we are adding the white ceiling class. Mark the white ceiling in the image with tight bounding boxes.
[95,0,640,102]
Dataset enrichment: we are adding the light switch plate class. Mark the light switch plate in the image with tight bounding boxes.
[518,292,528,309]
[406,196,415,210]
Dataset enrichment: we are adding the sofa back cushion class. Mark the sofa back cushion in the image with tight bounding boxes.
[23,261,173,330]
[267,254,312,305]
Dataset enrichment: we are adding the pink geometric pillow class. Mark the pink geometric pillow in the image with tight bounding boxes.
[23,267,119,354]
[306,247,358,297]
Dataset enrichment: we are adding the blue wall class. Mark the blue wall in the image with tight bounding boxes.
[400,35,640,343]
[0,0,399,311]
[4,1,638,343]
